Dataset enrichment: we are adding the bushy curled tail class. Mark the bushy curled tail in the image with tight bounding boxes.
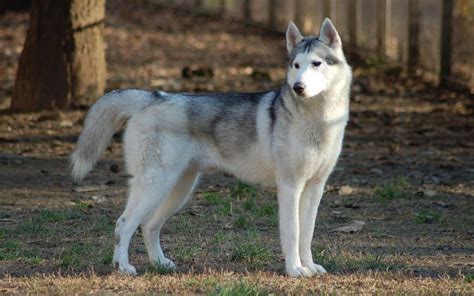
[71,89,154,181]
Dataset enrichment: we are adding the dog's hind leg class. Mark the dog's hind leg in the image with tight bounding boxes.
[112,165,188,275]
[141,168,199,269]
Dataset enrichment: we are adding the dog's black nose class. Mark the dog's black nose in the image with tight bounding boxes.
[293,82,305,95]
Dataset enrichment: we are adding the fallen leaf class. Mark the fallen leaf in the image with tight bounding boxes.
[90,195,107,203]
[72,185,107,193]
[59,120,73,127]
[423,189,437,197]
[369,168,383,175]
[330,220,365,233]
[338,185,353,196]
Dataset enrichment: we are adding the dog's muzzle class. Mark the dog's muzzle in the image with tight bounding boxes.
[293,82,305,96]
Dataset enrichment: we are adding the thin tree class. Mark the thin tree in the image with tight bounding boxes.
[11,0,106,111]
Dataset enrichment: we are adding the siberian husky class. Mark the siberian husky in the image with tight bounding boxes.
[71,18,352,277]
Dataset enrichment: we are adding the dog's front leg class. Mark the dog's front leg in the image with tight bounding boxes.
[277,181,312,277]
[299,180,327,275]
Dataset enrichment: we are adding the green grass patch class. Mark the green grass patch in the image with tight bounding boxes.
[59,242,112,268]
[313,246,339,272]
[17,218,50,236]
[218,199,233,216]
[345,253,402,272]
[100,247,113,266]
[0,240,44,264]
[203,192,221,205]
[464,272,474,283]
[91,215,116,234]
[257,203,278,226]
[415,209,444,224]
[22,248,45,266]
[230,182,258,200]
[243,196,256,211]
[214,230,236,245]
[235,215,252,230]
[75,200,93,210]
[211,281,269,296]
[0,240,23,260]
[25,255,45,266]
[257,203,276,218]
[374,177,410,201]
[231,233,273,265]
[144,264,175,275]
[173,216,193,234]
[173,244,201,261]
[38,209,81,222]
[313,246,403,273]
[60,243,94,268]
[227,182,277,228]
[17,209,85,237]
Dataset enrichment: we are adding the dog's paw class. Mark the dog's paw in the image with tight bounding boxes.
[286,265,313,278]
[304,262,327,275]
[154,257,176,269]
[118,263,137,276]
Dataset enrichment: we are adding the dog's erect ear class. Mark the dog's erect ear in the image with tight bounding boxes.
[319,18,341,49]
[286,21,303,54]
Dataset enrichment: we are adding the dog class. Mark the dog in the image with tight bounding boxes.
[71,18,352,277]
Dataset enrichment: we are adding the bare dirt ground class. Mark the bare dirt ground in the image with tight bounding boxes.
[0,1,473,294]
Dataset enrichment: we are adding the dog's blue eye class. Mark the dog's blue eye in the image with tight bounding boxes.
[294,63,300,69]
[312,61,322,67]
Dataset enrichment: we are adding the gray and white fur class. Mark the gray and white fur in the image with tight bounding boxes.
[71,18,352,277]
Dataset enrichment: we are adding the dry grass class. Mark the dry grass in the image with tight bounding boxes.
[1,272,472,295]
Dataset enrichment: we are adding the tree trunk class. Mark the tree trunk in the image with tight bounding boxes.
[11,0,106,111]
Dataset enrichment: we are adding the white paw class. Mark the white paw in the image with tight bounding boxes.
[303,262,327,275]
[286,265,313,278]
[154,257,176,269]
[118,263,137,276]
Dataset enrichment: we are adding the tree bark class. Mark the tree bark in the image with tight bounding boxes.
[11,0,106,111]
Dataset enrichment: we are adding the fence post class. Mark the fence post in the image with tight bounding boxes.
[408,0,420,75]
[377,0,391,58]
[347,0,359,48]
[323,0,333,21]
[220,0,226,14]
[294,0,304,29]
[268,0,277,28]
[243,0,251,21]
[440,0,453,87]
[194,0,202,9]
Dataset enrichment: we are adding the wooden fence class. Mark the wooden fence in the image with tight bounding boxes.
[156,0,473,91]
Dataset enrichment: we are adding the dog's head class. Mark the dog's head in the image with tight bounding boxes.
[285,18,347,98]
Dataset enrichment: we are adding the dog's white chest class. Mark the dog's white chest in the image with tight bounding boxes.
[283,122,346,181]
